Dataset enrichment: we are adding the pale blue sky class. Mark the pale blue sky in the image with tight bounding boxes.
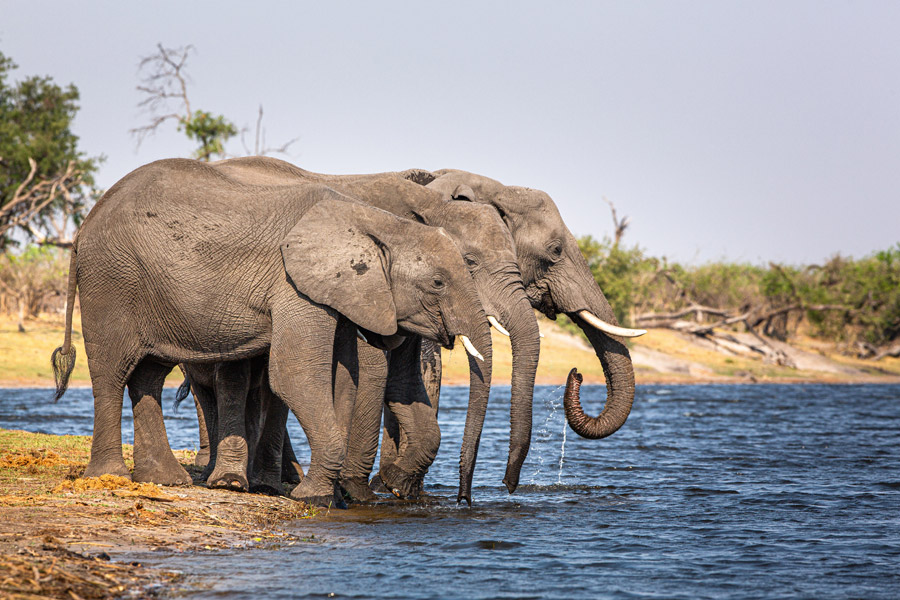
[2,1,898,264]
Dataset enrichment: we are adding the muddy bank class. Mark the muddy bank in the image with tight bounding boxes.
[0,428,318,599]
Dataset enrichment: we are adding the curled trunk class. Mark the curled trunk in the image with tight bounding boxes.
[563,312,635,439]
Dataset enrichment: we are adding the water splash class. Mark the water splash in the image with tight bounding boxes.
[557,417,567,484]
[527,384,566,485]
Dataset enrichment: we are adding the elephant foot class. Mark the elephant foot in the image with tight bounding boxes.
[194,447,210,468]
[282,460,304,484]
[132,454,192,486]
[208,470,249,492]
[339,476,379,504]
[378,464,420,500]
[368,473,390,494]
[290,479,347,509]
[250,479,285,496]
[293,494,348,509]
[83,456,132,481]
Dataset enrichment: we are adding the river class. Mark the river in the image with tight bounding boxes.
[2,383,899,599]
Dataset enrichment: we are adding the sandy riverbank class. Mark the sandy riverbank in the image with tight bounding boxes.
[4,314,900,389]
[0,428,320,599]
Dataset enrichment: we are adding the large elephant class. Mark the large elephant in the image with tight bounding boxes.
[414,169,646,440]
[188,157,540,504]
[50,158,492,507]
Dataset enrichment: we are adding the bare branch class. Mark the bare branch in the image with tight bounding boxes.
[131,43,194,147]
[605,196,630,247]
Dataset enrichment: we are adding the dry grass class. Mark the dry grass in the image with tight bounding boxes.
[4,311,898,389]
[440,316,611,385]
[0,428,320,599]
[0,313,183,387]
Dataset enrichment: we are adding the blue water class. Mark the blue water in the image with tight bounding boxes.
[2,384,899,599]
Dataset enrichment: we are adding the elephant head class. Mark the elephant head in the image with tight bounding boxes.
[282,195,493,501]
[418,181,540,494]
[420,170,645,440]
[334,173,541,495]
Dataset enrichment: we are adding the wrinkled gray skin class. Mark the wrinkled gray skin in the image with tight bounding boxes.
[50,158,493,507]
[419,169,636,440]
[179,357,299,496]
[202,157,539,504]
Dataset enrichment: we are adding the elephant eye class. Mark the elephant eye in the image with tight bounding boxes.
[432,277,445,289]
[547,241,563,261]
[464,254,479,268]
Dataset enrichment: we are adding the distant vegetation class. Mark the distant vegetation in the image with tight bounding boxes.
[569,234,900,357]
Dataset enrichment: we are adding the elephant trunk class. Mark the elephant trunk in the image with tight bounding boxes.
[563,298,635,440]
[453,309,493,506]
[501,290,540,494]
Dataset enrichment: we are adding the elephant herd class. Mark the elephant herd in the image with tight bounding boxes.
[51,157,645,507]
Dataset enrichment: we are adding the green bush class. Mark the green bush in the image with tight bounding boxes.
[576,235,900,347]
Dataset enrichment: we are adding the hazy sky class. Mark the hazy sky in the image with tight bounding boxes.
[2,1,898,264]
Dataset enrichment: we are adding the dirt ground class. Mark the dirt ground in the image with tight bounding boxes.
[0,429,320,599]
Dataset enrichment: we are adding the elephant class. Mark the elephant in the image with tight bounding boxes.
[411,169,647,440]
[177,157,540,504]
[50,158,493,507]
[175,371,305,486]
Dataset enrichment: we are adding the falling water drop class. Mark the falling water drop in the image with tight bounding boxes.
[557,418,567,484]
[528,384,567,485]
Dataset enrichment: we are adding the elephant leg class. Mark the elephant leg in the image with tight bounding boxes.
[412,339,442,496]
[376,337,440,499]
[332,319,359,444]
[194,396,211,468]
[81,334,140,480]
[331,320,372,503]
[340,341,387,503]
[129,359,191,485]
[83,375,132,480]
[281,428,304,484]
[268,302,345,508]
[207,360,251,492]
[420,339,442,415]
[189,380,219,481]
[248,380,288,496]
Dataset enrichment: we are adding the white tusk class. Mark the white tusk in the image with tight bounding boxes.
[458,335,485,362]
[487,315,510,337]
[356,329,368,344]
[539,332,545,338]
[577,310,647,338]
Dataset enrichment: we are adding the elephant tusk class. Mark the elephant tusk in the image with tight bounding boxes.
[577,310,647,338]
[458,335,485,362]
[487,316,510,337]
[356,329,368,344]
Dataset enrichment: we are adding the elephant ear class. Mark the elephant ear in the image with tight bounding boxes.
[425,177,477,203]
[281,196,398,336]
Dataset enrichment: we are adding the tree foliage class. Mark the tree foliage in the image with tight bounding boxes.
[0,51,100,248]
[576,234,900,349]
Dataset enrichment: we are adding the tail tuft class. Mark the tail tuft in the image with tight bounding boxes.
[51,346,76,402]
[173,377,192,411]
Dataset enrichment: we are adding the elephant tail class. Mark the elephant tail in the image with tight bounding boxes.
[51,249,78,402]
[173,369,192,411]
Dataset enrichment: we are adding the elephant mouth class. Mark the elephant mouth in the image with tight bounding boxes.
[443,334,455,351]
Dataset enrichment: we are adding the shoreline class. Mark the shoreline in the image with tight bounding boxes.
[0,428,319,599]
[3,373,900,389]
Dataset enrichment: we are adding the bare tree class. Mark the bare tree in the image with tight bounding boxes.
[0,157,88,248]
[240,105,300,156]
[133,43,298,160]
[605,196,630,247]
[131,44,196,147]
